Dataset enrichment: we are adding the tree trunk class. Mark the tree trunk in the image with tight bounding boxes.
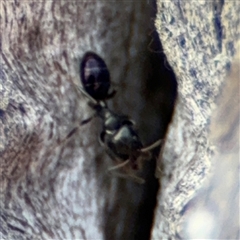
[152,1,239,239]
[1,1,239,240]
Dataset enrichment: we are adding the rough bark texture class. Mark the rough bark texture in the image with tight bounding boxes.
[1,1,173,240]
[1,1,239,240]
[152,1,239,239]
[177,58,239,239]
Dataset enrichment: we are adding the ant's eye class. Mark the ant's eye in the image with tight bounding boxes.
[80,52,111,101]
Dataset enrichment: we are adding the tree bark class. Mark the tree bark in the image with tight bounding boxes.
[152,1,239,239]
[1,1,169,239]
[1,1,239,240]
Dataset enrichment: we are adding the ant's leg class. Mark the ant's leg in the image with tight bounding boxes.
[108,171,145,184]
[141,139,162,152]
[128,174,145,184]
[98,132,105,147]
[80,111,98,125]
[80,116,94,125]
[108,160,130,171]
[65,127,79,140]
[107,160,145,184]
[74,84,98,105]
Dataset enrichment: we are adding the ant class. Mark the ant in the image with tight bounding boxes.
[76,51,161,183]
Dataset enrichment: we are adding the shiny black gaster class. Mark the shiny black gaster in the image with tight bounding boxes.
[80,52,112,101]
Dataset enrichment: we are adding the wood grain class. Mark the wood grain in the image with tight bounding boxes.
[1,1,167,239]
[152,1,239,239]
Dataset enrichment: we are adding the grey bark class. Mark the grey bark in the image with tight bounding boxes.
[1,1,239,240]
[152,1,239,239]
[1,1,166,240]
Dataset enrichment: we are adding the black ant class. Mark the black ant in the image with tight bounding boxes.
[76,51,161,183]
